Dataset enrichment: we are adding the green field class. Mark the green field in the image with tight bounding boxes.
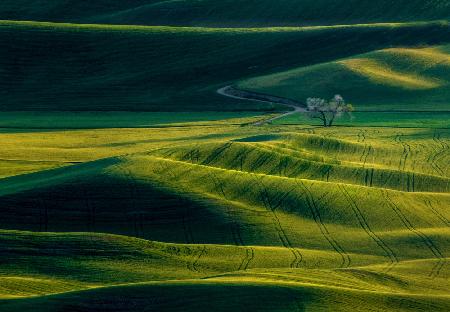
[238,44,450,111]
[271,112,450,128]
[0,120,449,311]
[1,1,450,311]
[0,112,261,129]
[1,20,449,111]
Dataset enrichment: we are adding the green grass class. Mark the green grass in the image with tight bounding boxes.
[0,112,259,129]
[271,111,450,128]
[238,44,450,111]
[1,20,449,111]
[0,118,449,311]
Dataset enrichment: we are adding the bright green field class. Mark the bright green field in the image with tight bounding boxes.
[0,116,449,311]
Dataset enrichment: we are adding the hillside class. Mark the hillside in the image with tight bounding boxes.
[0,123,449,311]
[238,44,450,111]
[1,20,449,111]
[0,0,449,26]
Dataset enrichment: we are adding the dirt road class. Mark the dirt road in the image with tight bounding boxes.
[217,86,305,125]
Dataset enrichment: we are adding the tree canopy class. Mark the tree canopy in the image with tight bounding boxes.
[306,95,353,127]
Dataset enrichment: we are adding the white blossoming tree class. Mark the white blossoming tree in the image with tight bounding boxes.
[306,95,353,127]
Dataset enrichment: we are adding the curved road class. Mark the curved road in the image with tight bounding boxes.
[217,86,306,125]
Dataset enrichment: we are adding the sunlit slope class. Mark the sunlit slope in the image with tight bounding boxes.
[0,122,264,179]
[152,137,450,192]
[239,45,450,111]
[1,0,449,27]
[1,20,449,111]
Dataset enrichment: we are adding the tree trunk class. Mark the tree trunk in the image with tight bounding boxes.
[320,111,327,127]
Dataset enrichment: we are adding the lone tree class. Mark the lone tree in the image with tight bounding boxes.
[306,95,353,127]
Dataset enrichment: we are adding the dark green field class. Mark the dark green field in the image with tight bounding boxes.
[1,20,449,111]
[1,1,449,311]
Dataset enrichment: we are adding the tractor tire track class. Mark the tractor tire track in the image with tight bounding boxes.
[192,245,207,272]
[364,167,374,187]
[383,191,446,278]
[425,199,450,227]
[357,129,366,143]
[208,172,255,271]
[339,185,398,272]
[430,130,449,176]
[395,133,410,172]
[428,130,445,176]
[297,181,351,268]
[360,145,373,168]
[183,148,200,164]
[209,172,227,199]
[256,177,303,268]
[238,247,255,271]
[229,145,252,172]
[185,245,207,273]
[201,142,232,166]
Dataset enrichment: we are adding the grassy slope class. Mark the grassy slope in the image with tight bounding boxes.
[0,0,449,26]
[151,140,450,192]
[0,20,449,111]
[0,121,264,178]
[0,230,448,311]
[238,44,450,111]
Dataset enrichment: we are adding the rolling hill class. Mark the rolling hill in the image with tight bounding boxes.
[0,20,449,111]
[1,1,449,311]
[238,44,450,111]
[0,124,449,311]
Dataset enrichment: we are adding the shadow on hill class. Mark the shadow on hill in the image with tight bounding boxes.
[0,163,235,244]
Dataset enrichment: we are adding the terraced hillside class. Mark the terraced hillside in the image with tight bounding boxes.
[0,120,449,311]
